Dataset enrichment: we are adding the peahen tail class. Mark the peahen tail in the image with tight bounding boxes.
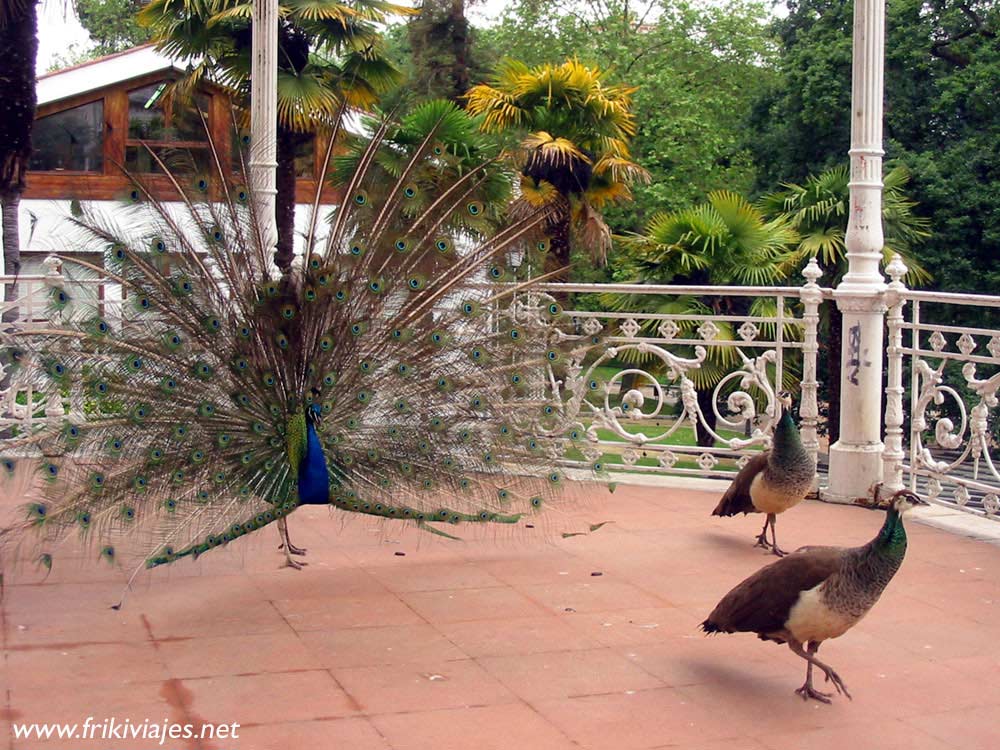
[0,101,585,579]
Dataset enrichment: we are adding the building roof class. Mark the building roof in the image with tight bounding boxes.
[36,45,187,107]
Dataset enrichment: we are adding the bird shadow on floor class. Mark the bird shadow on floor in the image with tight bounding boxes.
[675,657,789,698]
[697,530,765,554]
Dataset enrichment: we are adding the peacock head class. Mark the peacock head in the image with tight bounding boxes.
[889,489,928,514]
[306,388,323,424]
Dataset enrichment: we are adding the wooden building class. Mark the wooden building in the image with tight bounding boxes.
[9,45,335,278]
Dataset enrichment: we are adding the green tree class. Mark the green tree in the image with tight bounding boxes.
[0,0,38,322]
[77,0,150,55]
[611,191,799,445]
[748,0,999,300]
[466,58,649,272]
[406,0,471,103]
[141,0,411,271]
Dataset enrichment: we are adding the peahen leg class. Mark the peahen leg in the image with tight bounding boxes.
[277,517,307,556]
[277,518,308,569]
[789,640,851,703]
[769,515,786,557]
[754,515,771,550]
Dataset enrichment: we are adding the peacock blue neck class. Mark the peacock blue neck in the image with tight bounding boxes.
[298,419,331,505]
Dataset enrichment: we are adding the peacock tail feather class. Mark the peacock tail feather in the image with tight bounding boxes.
[0,104,585,577]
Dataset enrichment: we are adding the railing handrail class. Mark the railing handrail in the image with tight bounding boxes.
[902,289,1000,308]
[532,281,835,298]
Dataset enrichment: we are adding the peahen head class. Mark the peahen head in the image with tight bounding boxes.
[889,489,928,514]
[777,390,793,413]
[876,489,928,552]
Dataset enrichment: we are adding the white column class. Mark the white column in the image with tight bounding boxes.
[249,0,279,259]
[825,0,887,503]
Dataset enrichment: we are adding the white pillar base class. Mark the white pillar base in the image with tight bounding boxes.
[824,439,884,503]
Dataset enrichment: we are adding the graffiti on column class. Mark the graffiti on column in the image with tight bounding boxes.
[847,322,872,386]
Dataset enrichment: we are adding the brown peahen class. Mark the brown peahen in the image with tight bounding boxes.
[701,489,927,702]
[711,390,816,556]
[0,101,586,594]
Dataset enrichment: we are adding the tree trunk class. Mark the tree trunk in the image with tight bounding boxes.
[448,0,469,100]
[695,387,719,447]
[273,125,298,273]
[0,0,38,319]
[826,304,842,444]
[545,200,572,279]
[2,196,21,324]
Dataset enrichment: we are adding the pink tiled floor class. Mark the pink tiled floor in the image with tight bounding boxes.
[3,483,1000,749]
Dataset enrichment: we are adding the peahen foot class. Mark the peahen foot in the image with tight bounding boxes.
[795,682,834,703]
[281,552,308,570]
[790,641,851,702]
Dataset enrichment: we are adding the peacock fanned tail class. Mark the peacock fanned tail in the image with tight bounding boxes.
[0,103,586,578]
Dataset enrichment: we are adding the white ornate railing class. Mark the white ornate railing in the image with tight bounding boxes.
[882,255,1000,518]
[501,259,828,480]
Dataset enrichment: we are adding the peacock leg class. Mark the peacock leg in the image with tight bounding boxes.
[277,517,308,556]
[769,515,787,557]
[789,640,851,702]
[754,516,772,550]
[277,518,308,569]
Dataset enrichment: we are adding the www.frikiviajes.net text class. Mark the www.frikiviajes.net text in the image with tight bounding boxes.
[12,718,240,744]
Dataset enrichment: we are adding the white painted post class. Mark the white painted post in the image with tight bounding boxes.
[882,253,908,494]
[249,0,279,261]
[799,257,823,464]
[825,0,887,503]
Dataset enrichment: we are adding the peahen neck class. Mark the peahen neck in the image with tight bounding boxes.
[771,408,805,460]
[872,507,908,558]
[297,416,331,505]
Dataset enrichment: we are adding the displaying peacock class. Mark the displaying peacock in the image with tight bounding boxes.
[0,103,584,591]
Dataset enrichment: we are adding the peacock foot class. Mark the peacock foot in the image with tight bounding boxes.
[281,555,308,570]
[754,533,772,551]
[278,542,308,556]
[795,683,834,704]
[771,545,788,557]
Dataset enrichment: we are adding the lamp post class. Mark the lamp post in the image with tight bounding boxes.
[826,0,887,503]
[249,0,279,263]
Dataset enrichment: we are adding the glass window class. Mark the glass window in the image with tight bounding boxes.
[126,82,210,174]
[29,100,104,172]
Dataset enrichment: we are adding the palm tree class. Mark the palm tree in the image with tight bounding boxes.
[465,58,649,272]
[760,164,931,442]
[0,0,38,323]
[140,0,412,272]
[610,191,800,446]
[330,99,514,240]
